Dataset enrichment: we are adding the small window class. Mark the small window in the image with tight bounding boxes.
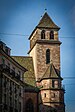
[41,30,45,39]
[50,31,54,39]
[15,100,17,108]
[18,71,21,75]
[5,46,9,54]
[17,71,21,80]
[46,49,50,64]
[12,67,15,71]
[19,102,21,112]
[44,93,46,97]
[4,94,6,103]
[55,80,59,88]
[14,85,17,93]
[19,88,21,96]
[52,80,55,88]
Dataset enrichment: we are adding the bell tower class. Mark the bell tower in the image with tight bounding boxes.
[28,12,65,112]
[28,12,61,80]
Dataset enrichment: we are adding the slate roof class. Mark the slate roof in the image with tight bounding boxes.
[12,56,36,87]
[37,12,60,29]
[40,62,62,81]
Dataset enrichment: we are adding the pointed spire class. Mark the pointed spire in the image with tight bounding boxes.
[29,12,60,40]
[37,12,60,29]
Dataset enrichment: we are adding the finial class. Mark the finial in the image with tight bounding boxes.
[45,8,47,12]
[41,15,42,18]
[41,9,47,18]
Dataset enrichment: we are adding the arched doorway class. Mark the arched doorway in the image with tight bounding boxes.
[25,98,34,112]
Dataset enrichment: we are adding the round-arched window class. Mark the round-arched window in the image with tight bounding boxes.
[41,30,45,39]
[50,31,54,39]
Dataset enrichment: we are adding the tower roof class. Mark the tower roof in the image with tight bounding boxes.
[37,12,60,29]
[29,12,60,40]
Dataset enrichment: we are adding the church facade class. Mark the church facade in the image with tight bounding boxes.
[13,12,65,112]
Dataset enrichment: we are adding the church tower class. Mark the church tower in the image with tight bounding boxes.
[28,12,65,112]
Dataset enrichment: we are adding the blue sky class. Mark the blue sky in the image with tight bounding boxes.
[0,0,75,111]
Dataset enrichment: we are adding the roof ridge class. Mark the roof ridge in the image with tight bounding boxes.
[42,64,50,79]
[11,56,32,58]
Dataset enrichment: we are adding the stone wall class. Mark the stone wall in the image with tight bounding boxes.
[30,28,59,49]
[36,43,60,79]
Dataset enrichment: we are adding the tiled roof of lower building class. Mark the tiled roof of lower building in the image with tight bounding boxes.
[12,56,36,87]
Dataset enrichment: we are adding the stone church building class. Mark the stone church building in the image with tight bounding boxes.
[12,12,65,112]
